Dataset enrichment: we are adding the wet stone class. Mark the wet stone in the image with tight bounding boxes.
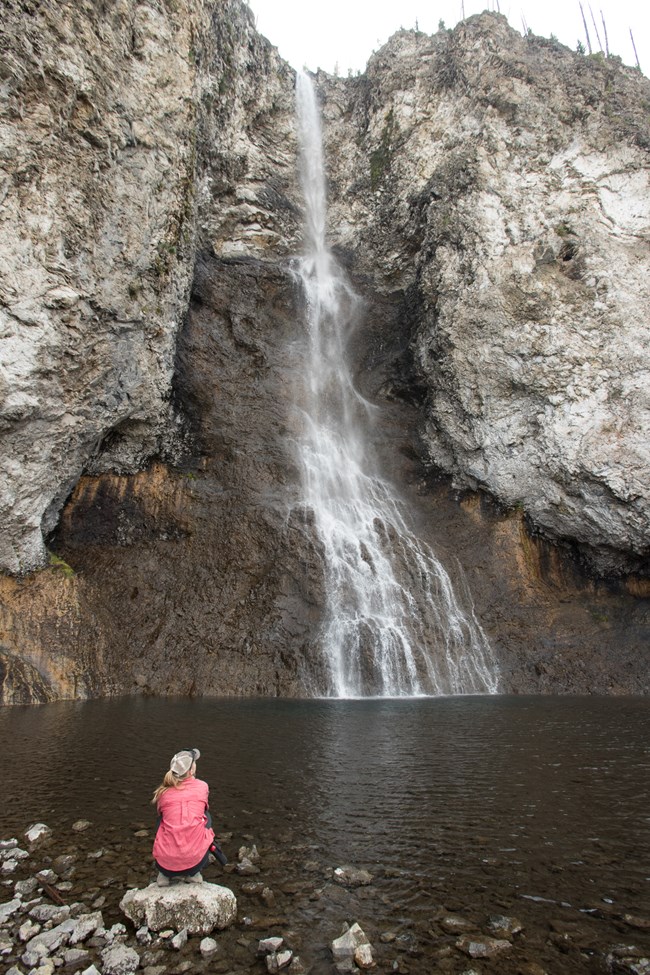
[25,824,53,847]
[259,937,284,954]
[440,915,475,934]
[332,923,371,962]
[456,935,513,958]
[242,882,265,895]
[237,857,260,876]
[486,914,524,938]
[333,866,374,888]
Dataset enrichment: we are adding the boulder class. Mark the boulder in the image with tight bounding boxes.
[120,882,237,934]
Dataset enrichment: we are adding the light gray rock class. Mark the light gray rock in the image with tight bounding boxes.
[120,882,237,934]
[0,898,21,923]
[25,824,52,846]
[486,914,524,938]
[199,936,219,956]
[267,950,293,973]
[332,923,371,962]
[259,937,284,954]
[15,878,39,898]
[35,870,57,885]
[456,935,513,958]
[236,857,260,876]
[66,911,104,945]
[333,866,374,888]
[101,943,140,975]
[20,918,42,941]
[354,943,375,969]
[171,927,188,950]
[71,821,91,834]
[29,905,71,925]
[0,840,18,851]
[63,946,91,966]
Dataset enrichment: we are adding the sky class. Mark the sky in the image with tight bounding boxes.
[246,0,647,76]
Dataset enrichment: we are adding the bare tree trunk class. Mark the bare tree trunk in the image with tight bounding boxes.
[600,10,609,56]
[630,28,641,70]
[589,4,603,51]
[579,2,593,54]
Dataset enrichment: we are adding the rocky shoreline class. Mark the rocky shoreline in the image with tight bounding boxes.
[1,818,649,975]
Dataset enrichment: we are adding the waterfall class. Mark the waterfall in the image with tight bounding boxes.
[294,71,499,698]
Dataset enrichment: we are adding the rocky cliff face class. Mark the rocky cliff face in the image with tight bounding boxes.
[0,0,299,575]
[0,3,648,704]
[319,16,650,575]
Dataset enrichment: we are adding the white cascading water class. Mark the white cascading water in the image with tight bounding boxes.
[294,72,499,698]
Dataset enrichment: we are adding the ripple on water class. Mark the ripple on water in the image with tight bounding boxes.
[0,695,649,973]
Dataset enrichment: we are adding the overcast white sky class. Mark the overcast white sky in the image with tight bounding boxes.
[247,0,647,76]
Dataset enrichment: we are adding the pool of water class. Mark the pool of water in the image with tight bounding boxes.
[1,696,649,973]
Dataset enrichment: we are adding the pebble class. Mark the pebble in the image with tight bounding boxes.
[72,821,91,833]
[19,919,42,941]
[199,936,219,956]
[171,928,188,950]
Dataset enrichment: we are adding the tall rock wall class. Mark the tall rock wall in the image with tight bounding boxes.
[319,16,650,574]
[0,0,299,574]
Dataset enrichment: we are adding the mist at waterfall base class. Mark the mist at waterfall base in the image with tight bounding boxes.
[293,73,498,699]
[1,697,650,973]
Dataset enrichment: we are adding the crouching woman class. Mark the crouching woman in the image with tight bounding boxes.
[152,748,215,886]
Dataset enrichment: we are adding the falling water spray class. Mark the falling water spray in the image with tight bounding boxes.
[294,71,499,698]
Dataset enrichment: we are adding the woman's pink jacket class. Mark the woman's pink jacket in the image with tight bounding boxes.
[152,777,215,871]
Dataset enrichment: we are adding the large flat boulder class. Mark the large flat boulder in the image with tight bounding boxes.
[120,882,237,934]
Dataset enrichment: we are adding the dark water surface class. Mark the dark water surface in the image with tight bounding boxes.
[1,696,649,974]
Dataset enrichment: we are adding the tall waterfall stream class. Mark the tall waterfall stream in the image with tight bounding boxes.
[294,73,499,698]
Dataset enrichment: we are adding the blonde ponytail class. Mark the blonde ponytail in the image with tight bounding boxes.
[152,769,187,805]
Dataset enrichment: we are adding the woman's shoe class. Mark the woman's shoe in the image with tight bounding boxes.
[156,872,170,887]
[184,872,203,884]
